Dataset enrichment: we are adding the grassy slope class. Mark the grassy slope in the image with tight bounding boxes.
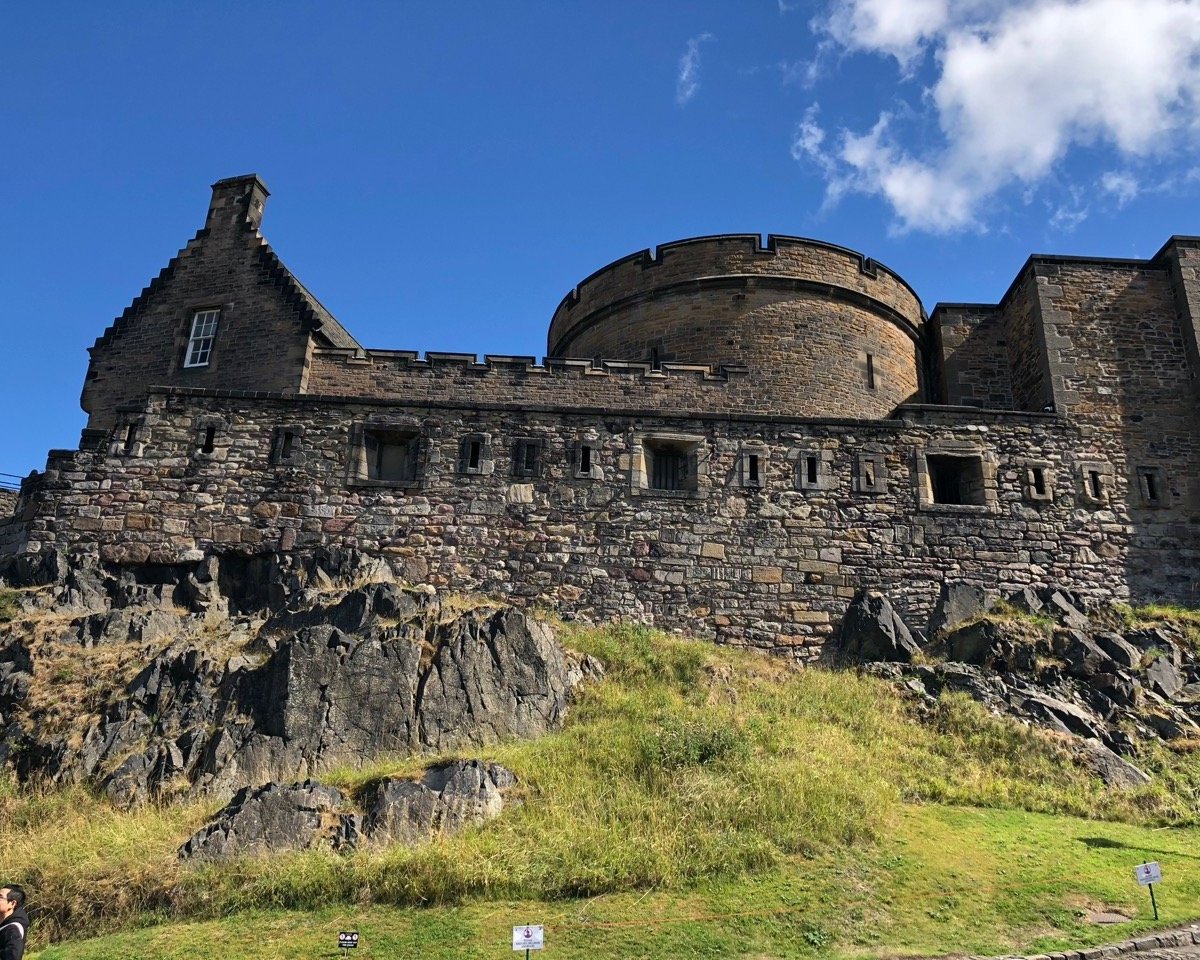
[3,621,1198,959]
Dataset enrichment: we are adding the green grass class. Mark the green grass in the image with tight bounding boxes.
[984,598,1058,635]
[29,806,1200,959]
[4,623,1199,958]
[0,587,17,623]
[1119,602,1200,652]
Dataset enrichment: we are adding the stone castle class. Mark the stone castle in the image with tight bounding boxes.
[2,174,1198,656]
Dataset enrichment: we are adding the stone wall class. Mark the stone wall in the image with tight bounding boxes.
[549,235,924,350]
[0,490,16,518]
[80,176,352,435]
[305,352,755,413]
[1032,259,1200,600]
[15,386,1156,656]
[545,235,925,420]
[932,304,1013,409]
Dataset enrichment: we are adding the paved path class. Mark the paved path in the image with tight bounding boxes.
[971,927,1200,960]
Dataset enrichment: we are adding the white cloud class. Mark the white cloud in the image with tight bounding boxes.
[1100,171,1140,207]
[791,105,829,163]
[799,0,1200,231]
[676,33,715,106]
[1048,194,1089,233]
[819,0,951,71]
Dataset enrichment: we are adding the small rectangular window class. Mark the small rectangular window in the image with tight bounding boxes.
[358,429,419,483]
[184,309,220,368]
[578,445,592,474]
[796,448,834,493]
[635,435,703,496]
[866,353,876,390]
[647,441,691,491]
[200,426,216,455]
[123,423,138,455]
[1137,466,1166,507]
[855,452,887,495]
[1024,462,1053,502]
[926,454,986,505]
[457,435,492,475]
[271,426,305,467]
[653,451,686,490]
[1077,462,1111,506]
[740,449,764,488]
[513,439,543,478]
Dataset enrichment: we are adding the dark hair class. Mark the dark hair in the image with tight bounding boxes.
[1,886,24,908]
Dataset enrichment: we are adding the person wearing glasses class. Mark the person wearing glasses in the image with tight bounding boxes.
[0,886,28,960]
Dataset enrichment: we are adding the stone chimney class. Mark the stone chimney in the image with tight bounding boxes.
[206,174,270,233]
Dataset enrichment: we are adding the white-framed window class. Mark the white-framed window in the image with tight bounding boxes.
[184,309,221,368]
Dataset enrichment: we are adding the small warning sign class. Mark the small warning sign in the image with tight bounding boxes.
[512,925,544,951]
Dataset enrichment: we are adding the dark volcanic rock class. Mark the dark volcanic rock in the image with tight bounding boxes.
[938,618,1041,673]
[361,760,517,846]
[179,781,359,861]
[0,637,32,722]
[1044,591,1092,632]
[1052,630,1113,678]
[1146,656,1185,699]
[1074,738,1151,790]
[179,761,518,860]
[928,582,993,638]
[837,590,920,663]
[1019,692,1104,739]
[1094,632,1142,671]
[139,584,587,802]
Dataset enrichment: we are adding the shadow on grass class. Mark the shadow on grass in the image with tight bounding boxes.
[1079,837,1200,861]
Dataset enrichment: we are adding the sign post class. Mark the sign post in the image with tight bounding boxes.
[1133,862,1162,921]
[512,924,545,959]
[338,931,360,956]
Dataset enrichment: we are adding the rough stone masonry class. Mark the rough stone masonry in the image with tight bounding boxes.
[3,174,1200,656]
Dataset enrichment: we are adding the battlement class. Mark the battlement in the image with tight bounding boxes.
[314,347,749,379]
[549,234,925,356]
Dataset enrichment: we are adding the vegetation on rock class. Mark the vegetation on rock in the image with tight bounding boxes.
[4,622,1200,956]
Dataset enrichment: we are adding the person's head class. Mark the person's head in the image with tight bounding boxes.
[0,886,24,919]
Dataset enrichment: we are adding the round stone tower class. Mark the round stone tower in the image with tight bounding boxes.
[547,234,927,420]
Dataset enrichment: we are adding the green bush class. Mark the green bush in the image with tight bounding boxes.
[637,716,749,771]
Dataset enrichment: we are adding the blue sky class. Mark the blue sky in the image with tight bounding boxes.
[4,0,1200,480]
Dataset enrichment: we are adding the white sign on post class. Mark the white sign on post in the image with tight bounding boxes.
[513,925,545,951]
[1134,862,1163,885]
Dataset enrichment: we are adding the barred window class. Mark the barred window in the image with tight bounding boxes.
[184,309,220,368]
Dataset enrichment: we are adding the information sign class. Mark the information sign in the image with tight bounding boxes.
[338,931,360,950]
[512,925,545,951]
[1134,862,1163,886]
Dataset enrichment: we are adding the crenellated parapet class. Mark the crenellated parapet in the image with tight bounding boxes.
[305,348,768,417]
[547,234,928,420]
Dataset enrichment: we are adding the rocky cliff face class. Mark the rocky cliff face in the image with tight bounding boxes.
[0,549,598,807]
[837,585,1200,787]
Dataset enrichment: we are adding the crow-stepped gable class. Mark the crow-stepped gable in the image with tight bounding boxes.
[4,175,1199,658]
